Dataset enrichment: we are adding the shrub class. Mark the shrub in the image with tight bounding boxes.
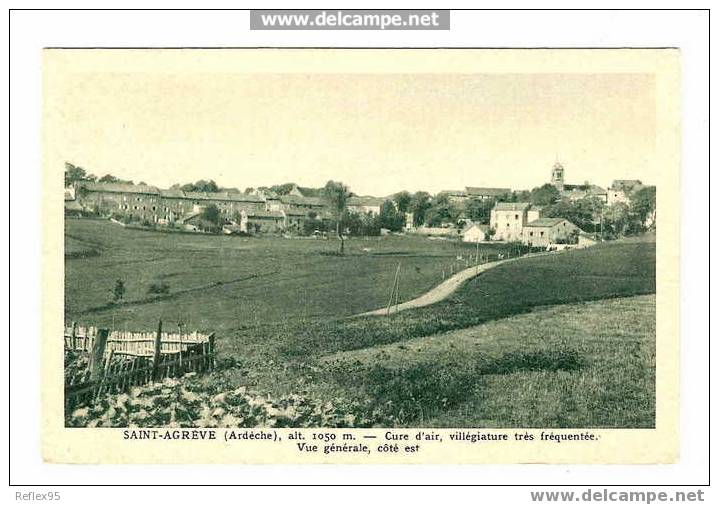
[111,279,125,303]
[147,282,170,295]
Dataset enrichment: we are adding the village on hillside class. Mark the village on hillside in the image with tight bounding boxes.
[64,160,657,251]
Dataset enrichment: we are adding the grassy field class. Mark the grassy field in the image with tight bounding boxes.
[65,218,656,428]
[64,218,511,332]
[202,237,655,428]
[224,237,655,359]
[323,295,656,428]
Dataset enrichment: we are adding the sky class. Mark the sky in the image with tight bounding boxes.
[46,52,657,196]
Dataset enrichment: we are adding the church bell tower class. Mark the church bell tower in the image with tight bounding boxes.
[551,160,565,192]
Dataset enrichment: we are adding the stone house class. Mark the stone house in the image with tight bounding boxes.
[522,218,579,248]
[490,202,531,241]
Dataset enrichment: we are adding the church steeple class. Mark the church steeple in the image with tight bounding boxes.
[551,160,565,192]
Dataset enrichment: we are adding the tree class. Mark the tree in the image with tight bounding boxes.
[497,189,529,203]
[111,279,126,303]
[379,200,405,232]
[181,179,220,193]
[323,180,351,254]
[544,197,600,232]
[393,191,412,213]
[425,194,460,227]
[465,197,495,224]
[270,182,299,195]
[64,162,95,187]
[603,202,632,238]
[200,204,221,225]
[630,186,656,230]
[409,191,432,226]
[302,216,325,235]
[98,174,134,184]
[530,184,561,206]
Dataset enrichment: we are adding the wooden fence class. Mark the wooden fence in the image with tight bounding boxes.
[64,321,215,408]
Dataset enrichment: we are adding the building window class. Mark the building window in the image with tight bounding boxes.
[529,231,534,237]
[540,231,545,237]
[515,214,519,220]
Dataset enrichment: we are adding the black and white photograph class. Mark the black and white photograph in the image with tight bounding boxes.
[55,50,659,431]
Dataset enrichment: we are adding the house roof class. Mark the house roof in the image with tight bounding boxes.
[279,195,325,206]
[465,187,511,197]
[493,202,531,211]
[296,186,323,198]
[524,217,573,228]
[159,188,186,198]
[183,191,265,203]
[79,182,266,202]
[179,211,201,223]
[78,181,160,195]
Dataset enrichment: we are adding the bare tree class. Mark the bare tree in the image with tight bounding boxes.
[323,180,350,254]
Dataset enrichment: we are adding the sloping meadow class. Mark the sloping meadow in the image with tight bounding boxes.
[218,239,656,428]
[228,239,656,359]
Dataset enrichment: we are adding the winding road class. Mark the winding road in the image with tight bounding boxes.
[356,252,553,317]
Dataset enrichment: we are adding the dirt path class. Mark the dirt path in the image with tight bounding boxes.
[355,252,552,317]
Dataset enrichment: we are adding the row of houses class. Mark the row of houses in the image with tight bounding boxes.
[65,181,389,233]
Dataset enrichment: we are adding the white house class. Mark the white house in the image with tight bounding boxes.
[462,224,490,243]
[490,202,531,241]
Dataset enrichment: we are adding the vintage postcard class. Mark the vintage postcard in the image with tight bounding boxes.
[42,48,680,464]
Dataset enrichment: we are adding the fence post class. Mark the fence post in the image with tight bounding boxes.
[152,320,163,380]
[70,321,77,350]
[208,333,216,370]
[89,328,109,382]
